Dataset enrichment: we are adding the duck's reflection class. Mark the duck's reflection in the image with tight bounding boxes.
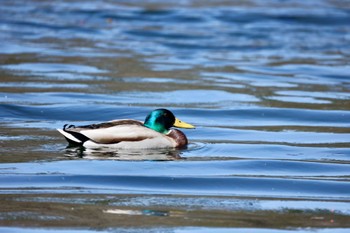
[64,146,183,161]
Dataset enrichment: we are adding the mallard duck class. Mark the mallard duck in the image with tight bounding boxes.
[57,109,195,149]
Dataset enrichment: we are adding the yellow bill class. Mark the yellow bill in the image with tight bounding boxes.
[173,118,195,129]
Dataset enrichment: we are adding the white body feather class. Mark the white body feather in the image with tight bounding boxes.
[57,121,177,149]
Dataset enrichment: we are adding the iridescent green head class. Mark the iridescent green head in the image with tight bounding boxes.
[144,109,195,134]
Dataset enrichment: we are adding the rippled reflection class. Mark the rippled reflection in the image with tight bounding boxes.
[64,146,182,161]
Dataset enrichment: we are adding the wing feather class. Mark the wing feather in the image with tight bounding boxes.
[62,120,161,144]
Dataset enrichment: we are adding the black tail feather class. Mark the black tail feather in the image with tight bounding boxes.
[67,131,91,144]
[62,124,91,146]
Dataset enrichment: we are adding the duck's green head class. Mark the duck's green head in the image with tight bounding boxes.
[144,109,195,134]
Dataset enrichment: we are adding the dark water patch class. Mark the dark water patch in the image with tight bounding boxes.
[101,8,207,25]
[1,174,349,199]
[180,108,350,127]
[215,8,350,26]
[0,90,260,110]
[1,18,100,36]
[2,104,350,128]
[126,29,210,41]
[0,104,146,122]
[1,160,350,178]
[186,143,350,162]
[194,127,350,145]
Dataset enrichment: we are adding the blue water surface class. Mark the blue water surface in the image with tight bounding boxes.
[0,0,350,232]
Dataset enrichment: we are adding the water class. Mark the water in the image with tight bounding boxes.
[1,0,350,232]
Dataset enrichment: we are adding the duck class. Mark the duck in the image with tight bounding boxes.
[57,109,195,149]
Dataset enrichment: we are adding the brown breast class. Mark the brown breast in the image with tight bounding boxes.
[167,129,188,148]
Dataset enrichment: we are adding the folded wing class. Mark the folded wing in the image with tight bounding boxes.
[57,120,161,145]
